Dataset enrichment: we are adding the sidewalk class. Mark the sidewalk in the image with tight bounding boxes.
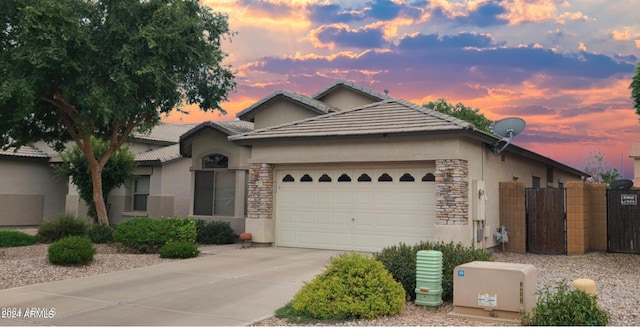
[0,246,341,326]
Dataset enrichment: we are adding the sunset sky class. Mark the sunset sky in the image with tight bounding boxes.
[166,0,640,179]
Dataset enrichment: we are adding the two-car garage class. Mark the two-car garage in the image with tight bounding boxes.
[274,165,437,252]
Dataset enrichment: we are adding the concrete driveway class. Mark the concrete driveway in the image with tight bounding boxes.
[0,246,343,326]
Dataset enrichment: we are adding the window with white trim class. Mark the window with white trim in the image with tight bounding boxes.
[133,175,150,211]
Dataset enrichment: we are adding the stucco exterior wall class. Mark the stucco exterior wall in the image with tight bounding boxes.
[252,99,322,130]
[315,88,381,110]
[0,157,67,226]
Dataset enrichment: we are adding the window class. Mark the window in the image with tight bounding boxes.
[532,176,541,188]
[547,166,553,183]
[300,174,313,182]
[319,174,332,182]
[378,173,393,182]
[357,174,372,182]
[399,173,415,182]
[133,175,150,212]
[194,153,235,216]
[282,174,295,182]
[338,174,351,182]
[421,173,435,182]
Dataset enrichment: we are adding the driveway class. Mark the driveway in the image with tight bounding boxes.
[0,246,343,326]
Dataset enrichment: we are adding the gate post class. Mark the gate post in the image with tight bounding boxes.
[566,182,586,255]
[499,182,526,253]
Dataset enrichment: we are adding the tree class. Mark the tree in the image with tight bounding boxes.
[630,62,640,120]
[583,149,620,183]
[0,0,236,225]
[423,98,493,133]
[600,168,621,185]
[54,138,136,222]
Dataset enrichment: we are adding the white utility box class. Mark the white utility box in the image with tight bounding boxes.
[448,261,537,323]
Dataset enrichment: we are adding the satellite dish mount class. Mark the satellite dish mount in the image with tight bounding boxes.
[490,117,526,156]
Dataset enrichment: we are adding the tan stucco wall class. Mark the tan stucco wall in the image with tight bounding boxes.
[248,135,583,249]
[0,158,67,226]
[631,142,640,187]
[315,88,381,110]
[252,99,321,130]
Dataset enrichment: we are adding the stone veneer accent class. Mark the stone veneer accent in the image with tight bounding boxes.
[247,163,274,220]
[435,159,469,225]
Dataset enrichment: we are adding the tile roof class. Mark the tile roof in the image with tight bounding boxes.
[229,99,472,142]
[135,144,182,164]
[236,90,336,120]
[133,122,200,144]
[0,145,49,159]
[311,79,392,101]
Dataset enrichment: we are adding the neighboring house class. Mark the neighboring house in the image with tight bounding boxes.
[0,122,200,226]
[180,80,587,252]
[631,142,640,187]
[0,145,67,226]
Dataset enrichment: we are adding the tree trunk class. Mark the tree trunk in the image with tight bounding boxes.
[87,156,109,226]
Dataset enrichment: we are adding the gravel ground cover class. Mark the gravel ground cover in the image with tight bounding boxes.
[1,234,638,326]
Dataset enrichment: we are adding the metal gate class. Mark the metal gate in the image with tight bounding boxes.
[607,190,640,254]
[526,188,566,254]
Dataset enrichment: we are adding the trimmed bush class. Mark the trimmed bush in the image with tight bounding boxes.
[48,236,96,265]
[521,282,609,326]
[87,224,114,244]
[159,241,200,259]
[195,219,236,244]
[112,217,168,253]
[37,213,89,243]
[0,230,39,247]
[289,253,405,320]
[163,216,197,244]
[374,241,492,301]
[113,217,198,253]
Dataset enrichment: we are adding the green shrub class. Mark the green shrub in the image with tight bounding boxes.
[37,213,89,243]
[113,217,198,253]
[87,224,114,244]
[48,236,96,265]
[290,253,405,320]
[112,217,168,253]
[521,282,609,326]
[0,230,39,247]
[163,216,197,244]
[195,219,236,244]
[159,241,200,259]
[374,241,492,301]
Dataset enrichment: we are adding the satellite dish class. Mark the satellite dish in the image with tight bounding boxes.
[609,179,633,190]
[490,117,526,155]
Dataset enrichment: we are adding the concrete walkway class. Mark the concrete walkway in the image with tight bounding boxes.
[0,246,343,326]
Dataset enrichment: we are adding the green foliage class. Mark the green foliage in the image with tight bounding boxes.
[112,217,168,253]
[53,138,136,220]
[0,230,39,247]
[195,219,236,244]
[159,241,200,259]
[521,282,609,326]
[112,217,197,253]
[162,217,198,244]
[600,168,621,185]
[290,253,405,321]
[0,0,236,225]
[47,236,96,265]
[374,241,492,301]
[87,224,114,244]
[631,62,640,120]
[423,99,493,133]
[37,213,89,243]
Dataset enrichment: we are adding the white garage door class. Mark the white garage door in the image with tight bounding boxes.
[275,167,436,252]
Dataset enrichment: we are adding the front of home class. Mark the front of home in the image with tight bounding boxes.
[1,80,587,252]
[179,80,586,252]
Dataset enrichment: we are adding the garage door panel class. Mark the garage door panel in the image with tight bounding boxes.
[276,167,437,252]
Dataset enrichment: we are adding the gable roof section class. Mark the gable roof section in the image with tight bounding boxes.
[179,120,254,157]
[135,144,182,164]
[236,90,336,121]
[133,122,199,145]
[229,99,473,142]
[311,79,392,101]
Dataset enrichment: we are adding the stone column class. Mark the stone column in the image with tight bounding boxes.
[245,163,275,244]
[435,159,469,225]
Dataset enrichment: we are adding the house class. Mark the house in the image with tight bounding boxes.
[179,80,587,252]
[0,122,203,226]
